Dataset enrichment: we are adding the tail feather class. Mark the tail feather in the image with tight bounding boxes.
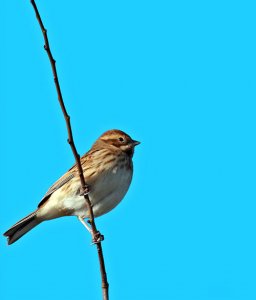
[4,211,40,245]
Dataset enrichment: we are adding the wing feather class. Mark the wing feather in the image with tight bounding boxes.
[37,147,100,208]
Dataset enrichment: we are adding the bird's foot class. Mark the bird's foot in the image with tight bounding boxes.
[91,231,104,245]
[80,184,90,196]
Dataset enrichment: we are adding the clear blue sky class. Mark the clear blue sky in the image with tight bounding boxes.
[1,1,256,300]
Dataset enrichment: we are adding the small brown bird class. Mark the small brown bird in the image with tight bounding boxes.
[4,129,140,245]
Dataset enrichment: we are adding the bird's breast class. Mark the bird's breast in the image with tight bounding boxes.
[57,158,133,218]
[88,161,133,217]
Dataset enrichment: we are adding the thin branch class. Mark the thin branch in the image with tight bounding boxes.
[30,1,109,299]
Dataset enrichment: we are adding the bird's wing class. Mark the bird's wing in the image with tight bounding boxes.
[37,147,102,208]
[37,172,75,208]
[37,154,89,208]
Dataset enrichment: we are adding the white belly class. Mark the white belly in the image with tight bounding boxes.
[37,159,133,221]
[63,164,133,218]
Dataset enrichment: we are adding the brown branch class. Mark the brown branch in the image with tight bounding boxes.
[30,1,109,299]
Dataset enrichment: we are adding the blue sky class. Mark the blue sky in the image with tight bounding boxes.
[1,1,256,299]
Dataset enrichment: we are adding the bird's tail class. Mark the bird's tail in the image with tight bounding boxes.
[3,211,41,245]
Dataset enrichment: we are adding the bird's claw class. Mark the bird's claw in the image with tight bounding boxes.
[91,231,104,245]
[80,184,90,196]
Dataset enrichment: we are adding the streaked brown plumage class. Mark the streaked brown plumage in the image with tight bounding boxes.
[4,129,140,245]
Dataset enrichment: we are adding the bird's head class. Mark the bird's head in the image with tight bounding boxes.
[99,129,140,157]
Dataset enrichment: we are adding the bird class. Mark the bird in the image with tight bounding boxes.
[3,129,140,245]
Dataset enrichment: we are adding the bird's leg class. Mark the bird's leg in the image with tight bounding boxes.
[87,220,104,244]
[78,216,92,234]
[78,217,104,243]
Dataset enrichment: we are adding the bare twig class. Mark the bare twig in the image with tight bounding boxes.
[30,1,109,299]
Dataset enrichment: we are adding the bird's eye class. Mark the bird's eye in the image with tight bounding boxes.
[118,137,124,142]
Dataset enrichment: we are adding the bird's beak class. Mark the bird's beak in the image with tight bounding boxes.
[132,140,140,147]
